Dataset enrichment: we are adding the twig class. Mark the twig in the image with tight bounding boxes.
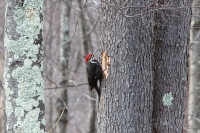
[45,82,88,90]
[68,80,97,101]
[69,0,88,46]
[77,93,97,101]
[48,91,68,110]
[102,0,196,18]
[0,108,5,112]
[48,107,66,133]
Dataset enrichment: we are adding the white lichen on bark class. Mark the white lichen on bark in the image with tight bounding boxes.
[4,0,45,132]
[162,92,173,107]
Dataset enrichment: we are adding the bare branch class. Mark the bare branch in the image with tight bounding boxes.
[0,108,5,112]
[48,107,66,133]
[102,0,197,18]
[45,82,88,90]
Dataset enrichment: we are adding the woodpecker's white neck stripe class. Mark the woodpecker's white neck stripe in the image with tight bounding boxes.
[90,61,98,64]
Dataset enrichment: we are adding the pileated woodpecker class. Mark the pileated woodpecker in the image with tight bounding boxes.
[85,54,103,101]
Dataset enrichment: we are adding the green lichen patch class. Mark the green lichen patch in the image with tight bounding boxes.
[23,0,44,10]
[15,107,24,118]
[5,101,13,116]
[162,92,173,107]
[14,108,44,133]
[14,9,25,25]
[4,77,14,100]
[4,35,40,61]
[16,98,39,111]
[12,65,43,111]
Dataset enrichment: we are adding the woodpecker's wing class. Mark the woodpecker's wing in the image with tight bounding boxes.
[87,61,96,90]
[93,60,103,79]
[93,59,103,89]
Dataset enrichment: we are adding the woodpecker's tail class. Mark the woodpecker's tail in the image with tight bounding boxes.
[95,86,101,102]
[96,79,102,101]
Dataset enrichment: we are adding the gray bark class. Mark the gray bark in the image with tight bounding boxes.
[0,93,5,133]
[188,0,200,132]
[55,0,72,133]
[78,0,97,133]
[152,1,191,133]
[98,0,154,133]
[4,0,45,132]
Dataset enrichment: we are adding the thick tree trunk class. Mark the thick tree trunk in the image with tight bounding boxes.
[188,0,200,132]
[98,0,153,132]
[55,0,72,133]
[78,0,98,133]
[4,0,45,132]
[152,1,191,133]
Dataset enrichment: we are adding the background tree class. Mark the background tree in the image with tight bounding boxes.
[188,0,200,132]
[78,0,98,132]
[4,0,45,132]
[152,1,191,132]
[0,0,6,132]
[98,0,154,132]
[41,0,101,132]
[43,0,62,130]
[55,0,72,133]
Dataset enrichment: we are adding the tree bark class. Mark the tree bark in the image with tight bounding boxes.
[188,0,200,132]
[152,1,191,133]
[4,0,45,132]
[55,0,72,133]
[98,0,154,132]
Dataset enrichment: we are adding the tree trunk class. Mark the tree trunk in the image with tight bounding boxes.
[78,0,97,133]
[55,0,72,133]
[188,0,200,132]
[4,0,45,132]
[98,0,154,132]
[152,1,191,133]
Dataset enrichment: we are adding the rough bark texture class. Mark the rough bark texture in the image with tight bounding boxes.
[98,0,154,133]
[55,0,72,133]
[188,0,200,132]
[78,0,98,132]
[152,1,191,133]
[4,0,45,132]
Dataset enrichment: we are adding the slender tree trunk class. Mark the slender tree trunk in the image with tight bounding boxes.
[4,0,45,132]
[188,0,200,132]
[55,0,72,133]
[0,90,5,133]
[0,91,2,132]
[152,1,191,133]
[98,0,153,132]
[78,0,97,133]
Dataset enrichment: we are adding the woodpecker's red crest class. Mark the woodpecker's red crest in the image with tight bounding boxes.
[85,54,93,62]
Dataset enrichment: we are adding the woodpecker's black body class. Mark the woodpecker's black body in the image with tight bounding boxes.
[87,59,103,101]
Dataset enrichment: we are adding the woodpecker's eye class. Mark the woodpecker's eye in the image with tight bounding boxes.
[88,56,91,60]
